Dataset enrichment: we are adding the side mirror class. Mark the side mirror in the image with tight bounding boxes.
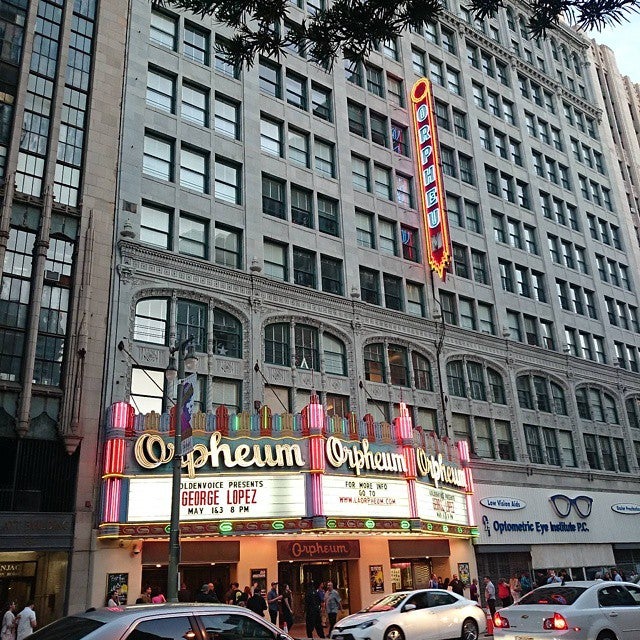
[402,603,417,612]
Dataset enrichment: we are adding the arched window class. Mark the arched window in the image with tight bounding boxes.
[412,353,433,391]
[177,299,207,350]
[550,38,559,61]
[388,344,409,386]
[323,334,346,376]
[364,343,386,383]
[447,359,505,403]
[295,325,319,371]
[516,374,567,415]
[134,298,168,344]
[487,368,506,404]
[575,387,619,423]
[265,323,290,366]
[572,53,582,76]
[560,45,570,67]
[518,16,528,38]
[625,397,640,429]
[213,309,242,358]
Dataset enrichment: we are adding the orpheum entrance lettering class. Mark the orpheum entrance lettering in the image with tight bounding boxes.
[277,539,360,561]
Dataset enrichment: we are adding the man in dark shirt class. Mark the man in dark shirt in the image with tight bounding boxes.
[449,575,465,596]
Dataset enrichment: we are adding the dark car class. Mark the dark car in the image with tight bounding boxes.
[28,603,293,640]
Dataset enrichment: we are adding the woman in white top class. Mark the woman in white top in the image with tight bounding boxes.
[1,602,17,640]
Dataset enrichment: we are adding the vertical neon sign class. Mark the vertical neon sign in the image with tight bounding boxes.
[410,78,451,281]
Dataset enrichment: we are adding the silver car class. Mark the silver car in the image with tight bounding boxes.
[27,603,292,640]
[330,589,486,640]
[493,580,640,640]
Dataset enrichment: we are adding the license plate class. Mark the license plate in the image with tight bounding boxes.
[515,636,534,640]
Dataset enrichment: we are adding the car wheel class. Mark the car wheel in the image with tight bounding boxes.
[460,618,479,640]
[383,625,404,640]
[596,633,617,640]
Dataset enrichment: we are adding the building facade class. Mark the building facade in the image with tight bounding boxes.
[0,0,125,620]
[85,0,640,612]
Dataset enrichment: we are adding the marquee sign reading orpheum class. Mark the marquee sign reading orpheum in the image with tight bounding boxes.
[134,431,467,489]
[100,401,476,537]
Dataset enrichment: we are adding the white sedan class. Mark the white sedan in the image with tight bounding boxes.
[330,589,486,640]
[493,580,640,640]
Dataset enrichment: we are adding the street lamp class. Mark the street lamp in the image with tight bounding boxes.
[164,337,198,602]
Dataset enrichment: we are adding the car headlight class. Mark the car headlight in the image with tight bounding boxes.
[357,619,378,629]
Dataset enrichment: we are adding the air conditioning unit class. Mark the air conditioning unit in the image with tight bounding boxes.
[44,269,61,283]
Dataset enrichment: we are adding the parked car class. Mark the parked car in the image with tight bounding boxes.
[25,603,292,640]
[330,589,486,640]
[493,580,640,640]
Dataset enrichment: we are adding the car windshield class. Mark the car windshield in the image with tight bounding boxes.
[518,586,587,606]
[363,593,408,612]
[30,617,104,640]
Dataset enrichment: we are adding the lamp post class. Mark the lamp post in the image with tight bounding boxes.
[164,337,198,602]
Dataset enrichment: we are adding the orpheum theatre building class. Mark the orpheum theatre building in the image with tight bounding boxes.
[94,398,478,615]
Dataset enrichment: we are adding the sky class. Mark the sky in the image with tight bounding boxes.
[584,12,640,82]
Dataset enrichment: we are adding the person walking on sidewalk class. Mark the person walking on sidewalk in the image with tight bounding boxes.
[325,582,341,635]
[304,583,325,639]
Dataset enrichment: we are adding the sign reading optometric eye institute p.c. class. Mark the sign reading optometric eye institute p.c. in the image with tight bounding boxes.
[411,77,451,281]
[475,484,640,545]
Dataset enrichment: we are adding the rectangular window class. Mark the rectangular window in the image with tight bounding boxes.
[260,116,283,156]
[215,37,240,78]
[214,224,242,268]
[320,255,343,295]
[291,185,313,228]
[150,10,177,50]
[264,240,287,280]
[314,139,335,178]
[262,175,286,219]
[293,247,316,288]
[286,71,307,109]
[360,267,380,305]
[288,128,309,167]
[215,158,240,203]
[147,68,175,112]
[184,23,209,65]
[365,64,384,96]
[140,203,170,249]
[180,146,208,192]
[379,219,397,256]
[347,101,367,137]
[214,96,239,139]
[351,155,370,191]
[182,82,208,126]
[143,133,173,181]
[383,274,403,311]
[374,164,392,199]
[179,214,207,258]
[356,211,374,248]
[370,112,389,147]
[259,58,281,97]
[318,196,339,237]
[311,83,332,121]
[406,282,424,317]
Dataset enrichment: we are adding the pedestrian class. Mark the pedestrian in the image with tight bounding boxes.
[316,582,326,629]
[509,574,522,603]
[519,572,532,595]
[612,569,623,582]
[280,584,294,632]
[178,582,192,603]
[226,583,242,605]
[483,577,496,618]
[449,574,464,596]
[497,579,512,607]
[195,583,218,603]
[428,573,438,589]
[138,586,152,604]
[151,587,166,603]
[267,582,282,625]
[1,602,17,640]
[442,577,450,591]
[469,578,479,602]
[106,591,119,607]
[546,570,561,584]
[239,586,251,607]
[247,588,267,617]
[304,583,325,639]
[15,602,37,640]
[324,581,341,634]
